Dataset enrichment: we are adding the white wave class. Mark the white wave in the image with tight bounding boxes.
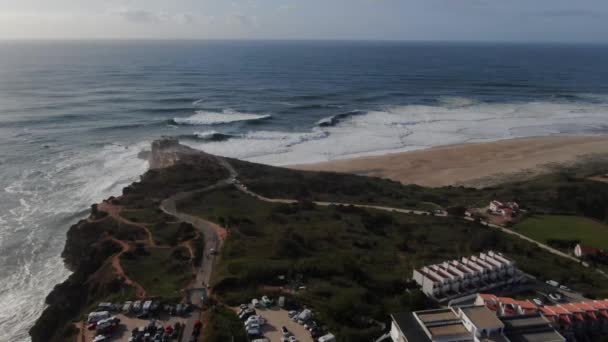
[193,130,219,139]
[0,141,149,342]
[173,109,271,125]
[192,99,204,106]
[183,98,608,165]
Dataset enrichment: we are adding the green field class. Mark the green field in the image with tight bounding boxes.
[515,215,608,250]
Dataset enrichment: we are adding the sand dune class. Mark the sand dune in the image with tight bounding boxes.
[290,135,608,187]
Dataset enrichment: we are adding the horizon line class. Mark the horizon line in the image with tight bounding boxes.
[1,37,607,46]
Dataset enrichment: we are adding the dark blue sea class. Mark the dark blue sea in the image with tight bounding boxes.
[1,40,608,340]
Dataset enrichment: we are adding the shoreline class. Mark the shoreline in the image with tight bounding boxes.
[289,135,608,187]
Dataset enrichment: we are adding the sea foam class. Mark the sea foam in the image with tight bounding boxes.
[172,109,271,125]
[182,98,608,166]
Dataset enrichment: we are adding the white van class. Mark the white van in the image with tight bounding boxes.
[87,311,110,323]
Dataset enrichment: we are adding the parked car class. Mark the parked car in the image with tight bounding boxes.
[281,326,291,337]
[251,298,261,308]
[559,285,571,291]
[532,298,544,306]
[133,300,142,312]
[122,301,133,313]
[261,295,273,307]
[548,293,563,302]
[546,280,559,287]
[93,335,107,342]
[288,310,298,318]
[318,333,336,342]
[87,311,110,323]
[239,308,256,321]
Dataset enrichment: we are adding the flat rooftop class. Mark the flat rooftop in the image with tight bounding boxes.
[414,309,471,340]
[416,308,459,323]
[460,306,504,330]
[500,314,550,329]
[427,323,470,339]
[505,329,565,342]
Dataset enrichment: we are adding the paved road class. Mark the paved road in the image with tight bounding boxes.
[467,217,608,279]
[160,176,232,342]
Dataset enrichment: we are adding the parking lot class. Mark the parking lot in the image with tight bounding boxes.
[81,305,194,342]
[255,307,314,342]
[83,313,189,342]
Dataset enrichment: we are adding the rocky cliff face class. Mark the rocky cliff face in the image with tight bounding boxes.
[149,137,206,169]
[31,139,229,342]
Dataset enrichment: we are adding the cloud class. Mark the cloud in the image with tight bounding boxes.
[227,13,257,27]
[115,9,203,24]
[117,9,165,24]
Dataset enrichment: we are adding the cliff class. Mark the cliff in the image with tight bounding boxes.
[30,139,229,342]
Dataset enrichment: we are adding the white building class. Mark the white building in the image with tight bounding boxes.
[388,305,564,342]
[413,251,519,298]
[389,306,503,342]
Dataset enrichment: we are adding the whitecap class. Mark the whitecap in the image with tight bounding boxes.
[172,109,271,125]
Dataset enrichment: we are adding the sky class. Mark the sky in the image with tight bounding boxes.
[0,0,607,42]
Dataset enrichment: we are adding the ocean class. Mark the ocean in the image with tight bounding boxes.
[1,40,608,340]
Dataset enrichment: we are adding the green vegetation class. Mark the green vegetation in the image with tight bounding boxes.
[33,144,608,342]
[202,307,248,342]
[122,246,193,299]
[231,159,608,222]
[515,215,608,250]
[178,187,608,341]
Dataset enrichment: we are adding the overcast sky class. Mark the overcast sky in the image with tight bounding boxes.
[0,0,607,42]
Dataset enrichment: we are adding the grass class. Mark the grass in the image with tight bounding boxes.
[231,159,608,223]
[121,247,193,299]
[177,186,608,341]
[201,307,248,342]
[515,215,608,250]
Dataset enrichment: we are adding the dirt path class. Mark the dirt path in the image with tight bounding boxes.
[106,236,147,298]
[97,202,156,246]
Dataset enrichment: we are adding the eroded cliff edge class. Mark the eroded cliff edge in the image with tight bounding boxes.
[30,139,228,342]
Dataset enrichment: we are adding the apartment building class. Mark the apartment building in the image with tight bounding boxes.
[413,251,521,298]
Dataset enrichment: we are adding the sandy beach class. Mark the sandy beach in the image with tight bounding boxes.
[290,135,608,187]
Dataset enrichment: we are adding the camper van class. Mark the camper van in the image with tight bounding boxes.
[87,311,110,323]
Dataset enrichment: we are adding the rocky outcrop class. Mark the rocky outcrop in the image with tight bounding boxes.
[150,137,202,169]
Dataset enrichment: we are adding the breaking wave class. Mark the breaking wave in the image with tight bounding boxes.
[181,131,236,142]
[316,110,364,127]
[182,97,608,165]
[171,109,271,126]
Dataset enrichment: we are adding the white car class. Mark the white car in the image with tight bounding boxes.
[289,337,298,342]
[245,322,260,330]
[122,301,133,313]
[559,285,571,291]
[261,295,273,307]
[548,293,563,302]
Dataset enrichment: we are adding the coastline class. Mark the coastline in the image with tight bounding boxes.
[289,135,608,187]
